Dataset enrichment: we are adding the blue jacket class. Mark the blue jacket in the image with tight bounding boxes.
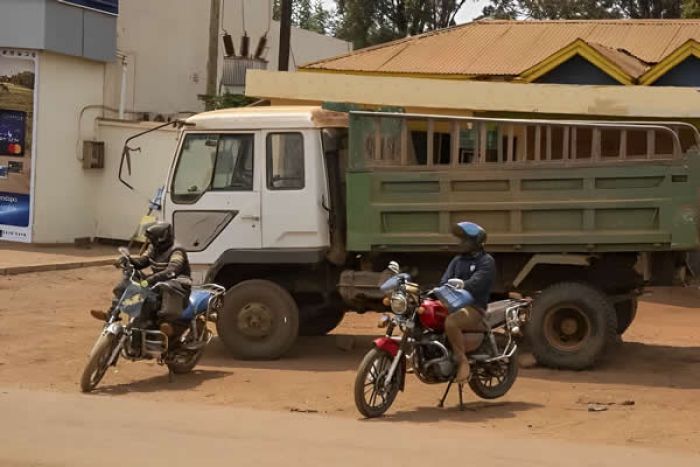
[440,251,496,310]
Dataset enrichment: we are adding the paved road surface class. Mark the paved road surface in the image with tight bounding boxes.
[1,389,698,467]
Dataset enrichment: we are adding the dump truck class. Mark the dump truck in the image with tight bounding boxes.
[147,105,700,369]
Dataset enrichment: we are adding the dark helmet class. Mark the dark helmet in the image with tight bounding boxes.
[451,221,487,254]
[145,222,174,250]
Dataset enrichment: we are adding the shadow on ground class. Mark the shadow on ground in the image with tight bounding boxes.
[93,369,231,395]
[378,401,543,424]
[522,341,700,390]
[200,334,375,373]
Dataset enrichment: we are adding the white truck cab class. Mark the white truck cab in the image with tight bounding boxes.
[164,106,348,283]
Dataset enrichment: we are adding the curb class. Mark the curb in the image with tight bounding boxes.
[0,258,114,276]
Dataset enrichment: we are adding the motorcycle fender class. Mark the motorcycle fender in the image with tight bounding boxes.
[373,337,406,391]
[373,337,400,357]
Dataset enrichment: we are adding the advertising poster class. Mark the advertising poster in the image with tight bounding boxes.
[0,50,37,242]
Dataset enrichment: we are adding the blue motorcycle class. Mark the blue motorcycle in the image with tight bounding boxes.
[80,247,225,392]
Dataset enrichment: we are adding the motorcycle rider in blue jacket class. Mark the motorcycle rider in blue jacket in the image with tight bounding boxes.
[441,222,496,383]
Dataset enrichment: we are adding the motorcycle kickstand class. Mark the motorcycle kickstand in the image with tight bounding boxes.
[458,384,464,411]
[438,379,454,408]
[168,368,174,383]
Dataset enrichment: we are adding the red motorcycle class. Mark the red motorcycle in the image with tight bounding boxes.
[354,261,531,418]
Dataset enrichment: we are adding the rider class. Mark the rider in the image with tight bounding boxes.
[90,222,192,336]
[441,221,496,384]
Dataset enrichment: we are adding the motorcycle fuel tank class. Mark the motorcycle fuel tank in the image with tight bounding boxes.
[419,299,449,331]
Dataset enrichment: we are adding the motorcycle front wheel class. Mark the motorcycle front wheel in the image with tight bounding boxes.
[354,348,401,418]
[80,333,117,393]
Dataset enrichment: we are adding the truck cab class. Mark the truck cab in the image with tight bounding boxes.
[163,107,349,359]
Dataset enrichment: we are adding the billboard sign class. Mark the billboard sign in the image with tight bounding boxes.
[0,50,37,242]
[58,0,119,15]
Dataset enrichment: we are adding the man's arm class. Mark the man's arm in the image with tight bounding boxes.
[440,256,459,285]
[145,250,187,285]
[129,244,154,270]
[462,255,496,295]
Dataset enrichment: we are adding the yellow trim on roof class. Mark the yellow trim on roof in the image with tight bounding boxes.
[639,39,700,85]
[297,68,477,81]
[519,39,634,85]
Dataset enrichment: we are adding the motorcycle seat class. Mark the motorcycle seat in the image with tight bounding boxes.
[179,289,212,321]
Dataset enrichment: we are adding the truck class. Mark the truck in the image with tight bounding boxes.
[134,105,700,370]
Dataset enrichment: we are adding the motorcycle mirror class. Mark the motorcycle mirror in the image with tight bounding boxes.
[447,278,465,289]
[117,247,130,257]
[388,261,400,274]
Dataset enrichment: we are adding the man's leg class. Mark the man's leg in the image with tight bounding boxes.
[444,307,483,383]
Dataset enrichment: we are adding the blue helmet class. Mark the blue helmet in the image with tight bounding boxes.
[451,221,487,251]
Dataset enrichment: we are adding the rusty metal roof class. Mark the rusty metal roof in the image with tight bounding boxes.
[301,20,700,77]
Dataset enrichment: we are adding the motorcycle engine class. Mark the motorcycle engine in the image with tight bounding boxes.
[417,334,454,381]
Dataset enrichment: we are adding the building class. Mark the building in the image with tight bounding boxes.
[246,20,700,132]
[300,19,700,87]
[0,0,350,243]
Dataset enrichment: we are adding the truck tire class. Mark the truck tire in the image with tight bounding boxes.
[216,280,299,360]
[614,298,638,335]
[528,282,617,370]
[299,306,346,336]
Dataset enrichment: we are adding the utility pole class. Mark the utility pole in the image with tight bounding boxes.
[278,0,292,71]
[206,0,221,99]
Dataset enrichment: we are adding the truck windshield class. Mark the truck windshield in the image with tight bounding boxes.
[171,133,254,203]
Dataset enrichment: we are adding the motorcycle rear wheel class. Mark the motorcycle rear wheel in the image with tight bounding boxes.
[167,321,208,374]
[468,352,519,399]
[354,348,401,418]
[80,333,117,393]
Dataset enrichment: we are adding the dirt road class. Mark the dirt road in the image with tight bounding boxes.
[1,267,700,456]
[2,389,699,467]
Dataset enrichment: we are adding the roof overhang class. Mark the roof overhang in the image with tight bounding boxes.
[639,39,700,85]
[519,39,643,85]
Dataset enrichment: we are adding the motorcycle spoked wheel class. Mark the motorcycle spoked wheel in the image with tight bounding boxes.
[468,351,519,399]
[80,333,118,393]
[166,319,208,375]
[354,348,402,418]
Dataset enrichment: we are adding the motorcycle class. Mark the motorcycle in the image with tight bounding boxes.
[80,247,225,392]
[354,261,531,418]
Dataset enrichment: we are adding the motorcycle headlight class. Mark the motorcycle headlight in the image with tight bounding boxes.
[390,292,408,315]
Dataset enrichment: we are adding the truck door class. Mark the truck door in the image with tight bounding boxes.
[165,131,262,265]
[261,130,330,251]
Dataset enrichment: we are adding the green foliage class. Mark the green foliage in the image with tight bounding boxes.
[273,0,332,34]
[683,0,700,17]
[198,93,256,111]
[483,0,682,19]
[334,0,469,49]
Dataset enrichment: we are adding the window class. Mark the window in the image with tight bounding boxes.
[212,134,254,191]
[267,133,305,190]
[171,133,254,204]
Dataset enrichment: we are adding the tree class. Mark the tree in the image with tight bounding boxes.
[334,0,469,48]
[273,0,332,34]
[683,0,700,17]
[483,0,682,19]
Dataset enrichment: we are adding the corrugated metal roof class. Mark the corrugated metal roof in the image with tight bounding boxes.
[587,42,649,78]
[302,20,700,77]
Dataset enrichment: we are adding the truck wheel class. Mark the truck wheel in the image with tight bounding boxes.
[216,280,299,360]
[299,306,346,336]
[614,298,638,335]
[528,282,617,370]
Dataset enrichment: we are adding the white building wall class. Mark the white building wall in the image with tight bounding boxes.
[32,51,105,243]
[92,121,179,240]
[104,0,351,117]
